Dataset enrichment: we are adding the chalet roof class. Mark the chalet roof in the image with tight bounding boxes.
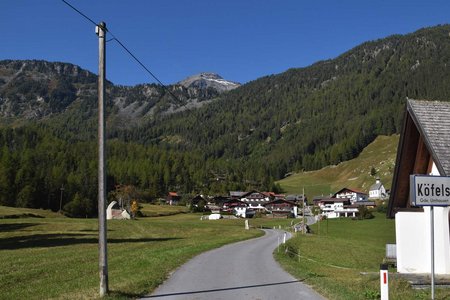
[264,199,296,206]
[369,182,383,191]
[314,197,350,203]
[408,99,450,175]
[333,187,367,197]
[230,191,246,197]
[286,194,305,201]
[168,192,178,197]
[240,190,268,199]
[387,99,450,218]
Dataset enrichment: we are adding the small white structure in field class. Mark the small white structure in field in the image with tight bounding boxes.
[208,213,222,220]
[106,201,131,220]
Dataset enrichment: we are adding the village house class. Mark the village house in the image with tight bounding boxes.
[229,191,246,200]
[334,187,368,203]
[314,197,358,219]
[369,178,387,199]
[166,192,181,205]
[388,99,450,275]
[190,194,206,207]
[264,198,298,218]
[238,191,272,211]
[286,194,307,206]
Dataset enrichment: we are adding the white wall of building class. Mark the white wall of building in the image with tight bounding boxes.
[396,162,450,275]
[396,207,450,274]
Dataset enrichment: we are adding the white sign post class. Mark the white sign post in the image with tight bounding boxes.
[410,175,450,300]
[380,264,389,300]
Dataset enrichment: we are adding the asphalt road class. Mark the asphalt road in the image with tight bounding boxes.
[142,229,325,300]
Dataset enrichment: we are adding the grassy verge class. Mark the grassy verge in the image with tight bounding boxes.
[0,206,293,299]
[275,213,450,299]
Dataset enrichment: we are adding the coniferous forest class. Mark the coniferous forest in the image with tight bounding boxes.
[1,25,450,216]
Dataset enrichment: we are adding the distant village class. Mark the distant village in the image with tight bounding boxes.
[164,178,388,219]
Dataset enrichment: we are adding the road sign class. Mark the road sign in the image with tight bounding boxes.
[410,175,450,206]
[409,174,450,300]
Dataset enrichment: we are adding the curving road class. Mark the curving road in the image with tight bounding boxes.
[142,229,325,300]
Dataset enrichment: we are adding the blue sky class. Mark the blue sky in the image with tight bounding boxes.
[1,0,449,86]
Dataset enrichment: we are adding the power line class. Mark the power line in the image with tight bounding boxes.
[107,35,180,102]
[61,0,97,27]
[60,0,180,102]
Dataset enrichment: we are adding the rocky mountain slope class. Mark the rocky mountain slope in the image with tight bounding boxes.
[0,60,239,125]
[178,72,240,92]
[1,25,450,206]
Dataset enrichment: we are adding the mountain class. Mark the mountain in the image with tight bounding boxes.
[0,60,237,125]
[1,25,450,213]
[178,72,240,92]
[127,24,450,178]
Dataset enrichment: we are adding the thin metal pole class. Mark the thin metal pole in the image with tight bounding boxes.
[59,184,64,213]
[96,21,108,297]
[302,187,306,234]
[430,206,434,300]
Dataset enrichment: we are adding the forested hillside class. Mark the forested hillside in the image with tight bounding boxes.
[136,25,450,179]
[1,25,450,215]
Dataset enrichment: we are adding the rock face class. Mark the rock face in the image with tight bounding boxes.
[178,72,240,92]
[0,60,241,124]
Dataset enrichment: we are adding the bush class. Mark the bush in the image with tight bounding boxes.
[63,193,94,217]
[357,205,374,220]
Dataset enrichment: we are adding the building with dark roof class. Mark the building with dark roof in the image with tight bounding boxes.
[387,99,450,275]
[333,187,368,203]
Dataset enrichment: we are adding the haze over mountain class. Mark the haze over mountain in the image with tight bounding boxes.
[1,24,450,214]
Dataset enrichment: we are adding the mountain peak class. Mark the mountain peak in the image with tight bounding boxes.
[178,72,240,92]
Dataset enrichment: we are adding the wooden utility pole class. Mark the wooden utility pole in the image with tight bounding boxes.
[96,21,108,297]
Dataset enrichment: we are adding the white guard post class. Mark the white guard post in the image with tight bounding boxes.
[380,264,389,300]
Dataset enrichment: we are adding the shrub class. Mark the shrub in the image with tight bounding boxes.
[63,193,94,217]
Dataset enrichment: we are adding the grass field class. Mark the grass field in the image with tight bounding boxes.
[139,203,189,217]
[0,206,293,300]
[275,213,450,300]
[277,135,399,198]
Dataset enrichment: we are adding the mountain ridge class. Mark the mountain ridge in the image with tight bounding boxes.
[0,60,238,124]
[1,25,450,211]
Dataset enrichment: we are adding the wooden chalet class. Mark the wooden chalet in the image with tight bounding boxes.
[286,194,307,206]
[166,192,181,205]
[190,195,206,206]
[333,187,368,203]
[388,99,450,275]
[264,198,297,218]
[239,190,272,211]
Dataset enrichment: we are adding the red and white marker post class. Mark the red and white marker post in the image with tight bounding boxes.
[380,264,389,300]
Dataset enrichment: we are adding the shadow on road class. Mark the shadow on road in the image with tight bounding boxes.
[147,280,303,298]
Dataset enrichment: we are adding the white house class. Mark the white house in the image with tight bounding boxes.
[369,178,387,199]
[388,99,450,275]
[239,191,271,211]
[334,188,368,204]
[314,198,358,219]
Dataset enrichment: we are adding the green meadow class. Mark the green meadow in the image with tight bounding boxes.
[275,213,450,300]
[278,135,399,197]
[0,206,292,300]
[2,206,449,299]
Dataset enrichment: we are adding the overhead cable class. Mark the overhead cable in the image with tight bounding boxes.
[60,0,180,102]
